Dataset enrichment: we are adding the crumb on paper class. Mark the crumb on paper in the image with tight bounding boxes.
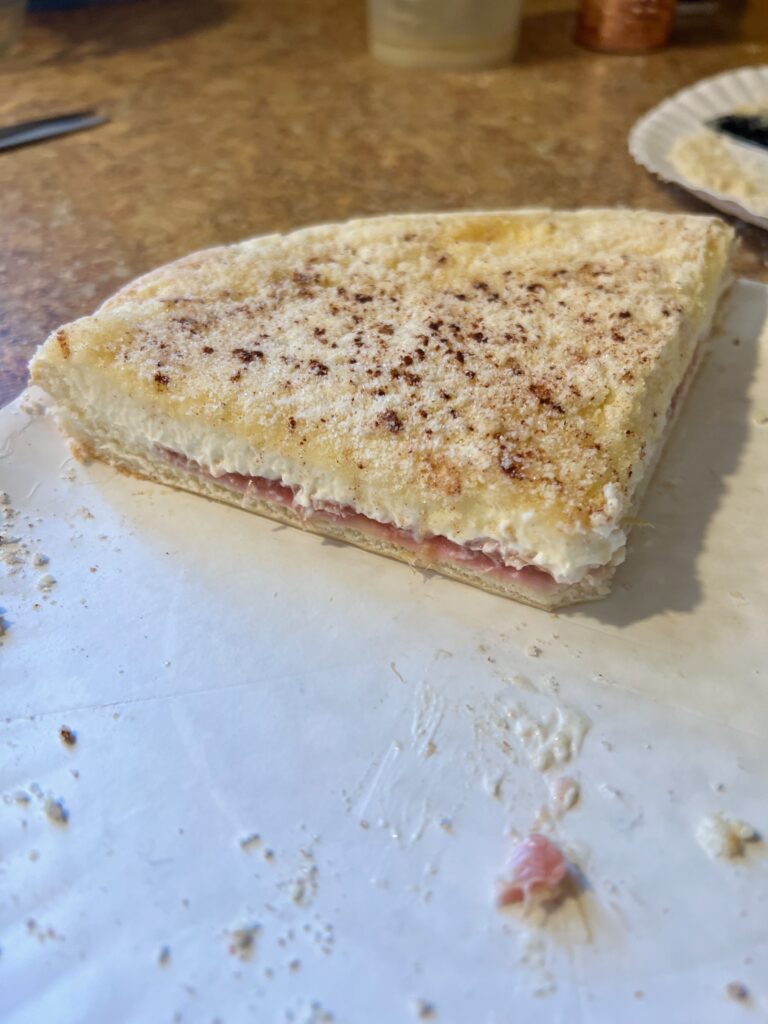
[32,552,49,568]
[725,981,749,1002]
[410,998,437,1020]
[37,574,56,593]
[526,644,542,658]
[77,507,95,520]
[26,919,63,944]
[549,777,579,813]
[291,850,319,907]
[511,704,590,773]
[44,797,69,826]
[289,958,301,973]
[483,772,505,799]
[0,614,7,640]
[696,814,758,859]
[439,817,453,833]
[59,725,77,747]
[158,945,172,967]
[228,924,261,961]
[21,394,46,416]
[294,1001,334,1024]
[518,933,558,996]
[390,661,406,683]
[239,832,261,852]
[0,492,10,505]
[753,412,768,426]
[498,833,569,909]
[0,535,28,572]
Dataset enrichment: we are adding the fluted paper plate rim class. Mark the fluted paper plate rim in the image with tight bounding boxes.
[629,65,768,230]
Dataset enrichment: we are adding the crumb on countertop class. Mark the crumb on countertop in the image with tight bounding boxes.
[158,945,172,967]
[37,574,56,592]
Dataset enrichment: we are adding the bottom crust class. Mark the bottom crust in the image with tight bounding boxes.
[67,431,609,611]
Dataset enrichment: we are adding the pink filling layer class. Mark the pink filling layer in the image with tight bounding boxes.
[159,447,557,592]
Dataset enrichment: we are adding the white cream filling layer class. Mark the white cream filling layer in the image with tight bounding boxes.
[56,372,632,585]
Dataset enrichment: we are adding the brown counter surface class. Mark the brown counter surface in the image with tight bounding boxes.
[2,0,767,406]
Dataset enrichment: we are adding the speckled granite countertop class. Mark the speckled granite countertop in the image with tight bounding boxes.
[1,0,767,406]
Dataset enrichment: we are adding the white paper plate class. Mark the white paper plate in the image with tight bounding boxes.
[629,65,768,229]
[1,282,768,1023]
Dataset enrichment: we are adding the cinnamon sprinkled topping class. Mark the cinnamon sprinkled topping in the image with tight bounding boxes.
[232,348,264,363]
[377,409,403,433]
[56,329,70,360]
[51,211,731,534]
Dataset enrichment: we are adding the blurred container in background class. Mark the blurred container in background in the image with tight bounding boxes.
[575,0,677,52]
[367,0,523,70]
[0,0,25,55]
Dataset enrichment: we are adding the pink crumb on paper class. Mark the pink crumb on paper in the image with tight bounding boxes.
[497,833,568,907]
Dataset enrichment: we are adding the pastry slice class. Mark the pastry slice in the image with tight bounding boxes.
[30,210,734,609]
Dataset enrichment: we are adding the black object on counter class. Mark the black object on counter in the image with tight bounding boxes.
[0,110,108,152]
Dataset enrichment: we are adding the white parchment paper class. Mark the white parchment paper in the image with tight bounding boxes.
[1,281,767,1024]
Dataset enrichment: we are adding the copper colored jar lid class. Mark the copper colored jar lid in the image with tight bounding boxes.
[575,0,677,53]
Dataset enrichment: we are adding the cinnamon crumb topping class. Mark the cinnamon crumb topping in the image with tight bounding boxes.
[56,329,71,359]
[232,348,264,364]
[377,409,403,433]
[47,211,732,536]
